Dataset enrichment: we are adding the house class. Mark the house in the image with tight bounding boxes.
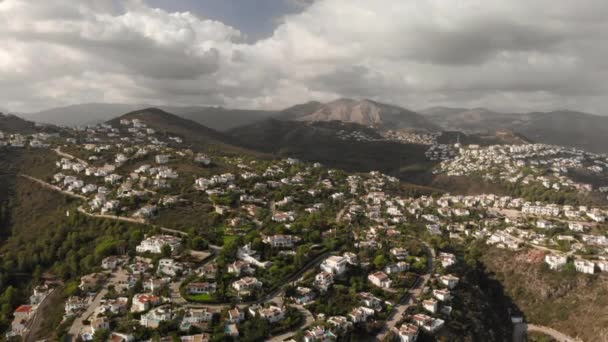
[303,326,337,342]
[574,259,595,274]
[568,222,586,232]
[348,306,375,323]
[101,256,119,270]
[394,323,419,342]
[390,248,409,260]
[263,234,300,248]
[437,252,456,268]
[423,299,439,313]
[439,274,459,289]
[187,282,216,295]
[258,305,286,323]
[155,154,170,164]
[131,293,161,312]
[157,258,183,277]
[327,315,352,332]
[227,307,245,323]
[65,296,88,314]
[140,307,173,328]
[293,286,316,305]
[368,271,392,289]
[412,313,445,333]
[136,235,182,254]
[385,262,409,275]
[545,254,568,270]
[433,289,452,301]
[231,277,262,294]
[182,308,216,324]
[314,271,334,292]
[359,292,382,310]
[13,305,34,320]
[320,255,348,275]
[227,260,253,276]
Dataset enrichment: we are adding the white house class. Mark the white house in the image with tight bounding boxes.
[394,323,419,342]
[574,259,595,274]
[545,254,568,270]
[368,271,392,289]
[320,255,348,275]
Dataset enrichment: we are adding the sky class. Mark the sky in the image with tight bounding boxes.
[1,0,607,114]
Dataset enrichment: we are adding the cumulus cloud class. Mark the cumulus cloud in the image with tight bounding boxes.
[1,0,607,113]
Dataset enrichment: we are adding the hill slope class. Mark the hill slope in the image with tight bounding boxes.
[421,107,608,153]
[228,119,437,181]
[109,108,258,155]
[278,99,439,131]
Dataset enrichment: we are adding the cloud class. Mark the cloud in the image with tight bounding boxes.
[1,0,607,114]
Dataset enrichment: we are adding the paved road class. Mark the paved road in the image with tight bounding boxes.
[24,288,59,342]
[68,288,108,339]
[513,323,582,342]
[20,174,87,200]
[375,242,435,341]
[268,305,315,342]
[54,147,89,166]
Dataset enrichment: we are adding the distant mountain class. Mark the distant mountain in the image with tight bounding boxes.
[421,107,608,154]
[420,107,524,133]
[277,99,439,131]
[228,118,437,182]
[21,103,146,127]
[21,103,276,131]
[172,107,276,131]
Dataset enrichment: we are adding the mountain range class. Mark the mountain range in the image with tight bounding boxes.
[11,99,608,154]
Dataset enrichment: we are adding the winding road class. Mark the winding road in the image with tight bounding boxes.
[513,323,582,342]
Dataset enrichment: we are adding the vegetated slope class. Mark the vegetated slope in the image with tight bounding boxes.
[278,99,440,131]
[108,108,261,156]
[0,152,150,337]
[0,112,45,134]
[228,119,437,182]
[481,248,608,341]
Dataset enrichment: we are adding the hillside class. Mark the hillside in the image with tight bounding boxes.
[278,99,439,131]
[421,107,608,154]
[481,248,608,341]
[108,108,240,150]
[228,119,437,181]
[512,111,608,154]
[0,112,45,134]
[420,107,524,133]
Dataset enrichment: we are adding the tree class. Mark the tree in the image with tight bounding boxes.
[373,255,386,269]
[161,244,172,258]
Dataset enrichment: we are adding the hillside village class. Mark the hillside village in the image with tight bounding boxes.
[1,116,608,342]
